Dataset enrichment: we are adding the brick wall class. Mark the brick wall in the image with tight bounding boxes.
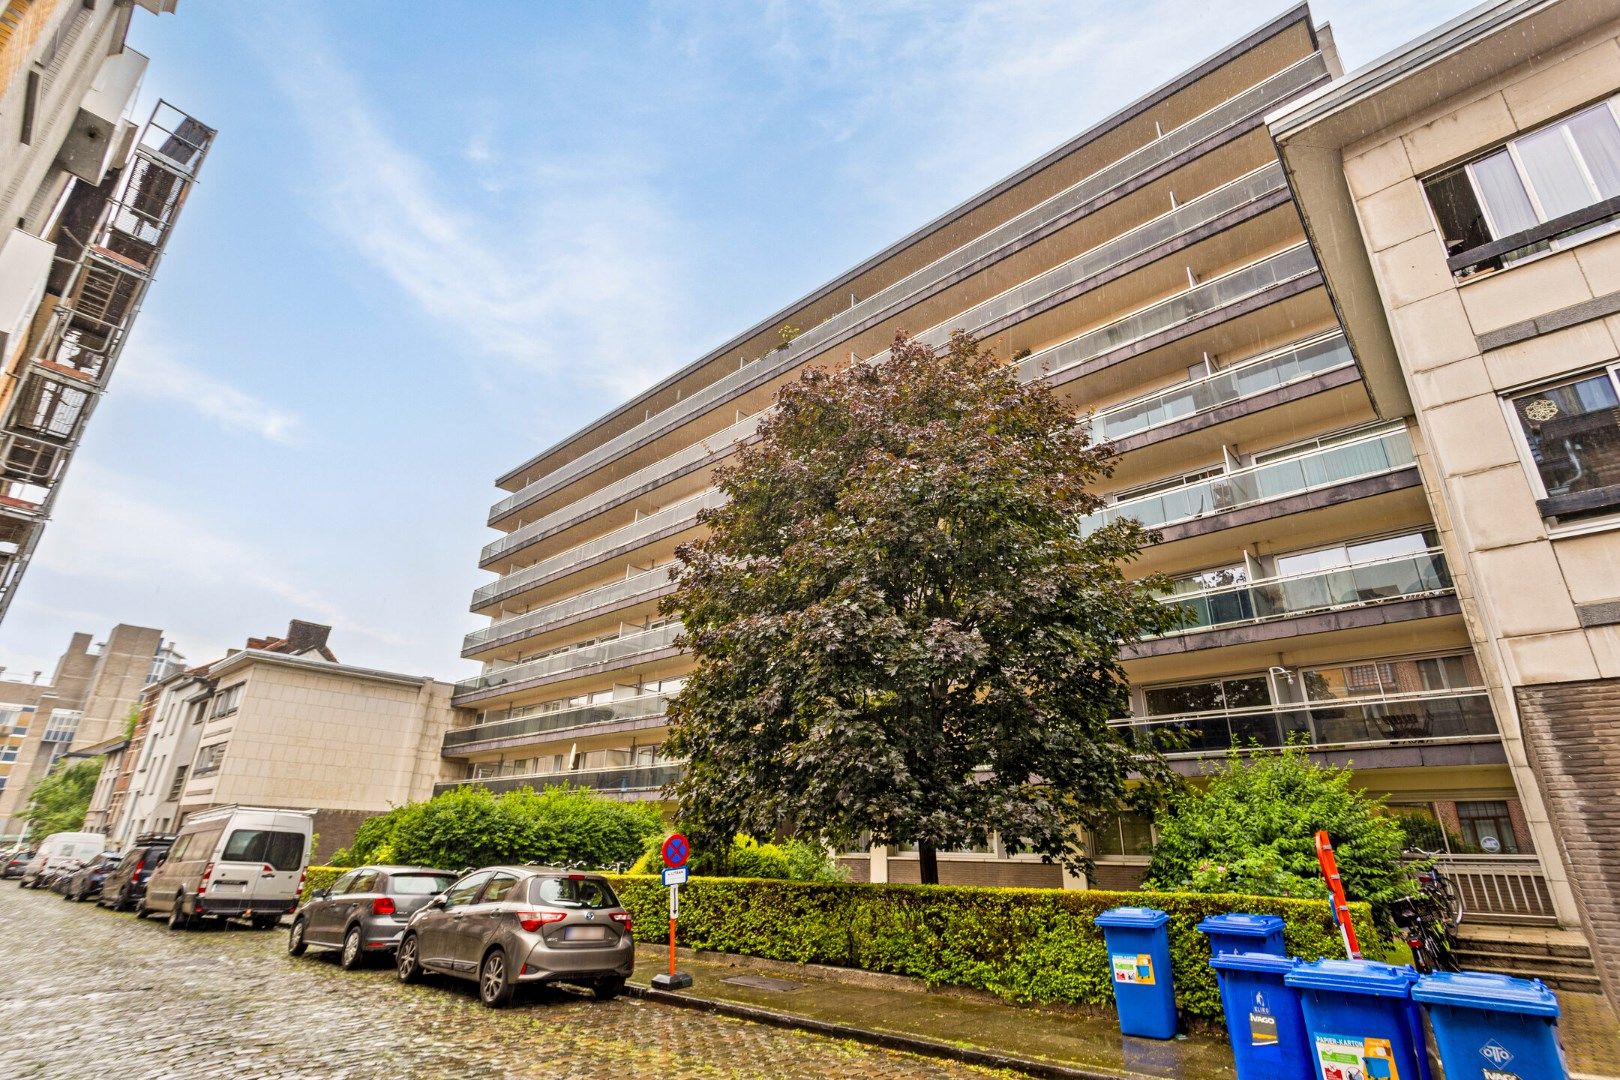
[1515,678,1620,1009]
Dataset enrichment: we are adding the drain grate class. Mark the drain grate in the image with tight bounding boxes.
[721,974,803,992]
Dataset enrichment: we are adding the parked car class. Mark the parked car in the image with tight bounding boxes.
[61,850,121,901]
[1,849,34,879]
[289,865,459,969]
[98,834,176,911]
[142,805,314,930]
[19,831,106,889]
[395,866,634,1007]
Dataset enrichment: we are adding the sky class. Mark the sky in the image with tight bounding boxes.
[0,0,1477,684]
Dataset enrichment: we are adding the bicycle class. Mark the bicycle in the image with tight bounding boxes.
[1394,848,1463,973]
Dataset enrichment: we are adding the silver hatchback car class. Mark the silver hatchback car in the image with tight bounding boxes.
[289,865,459,968]
[396,866,634,1007]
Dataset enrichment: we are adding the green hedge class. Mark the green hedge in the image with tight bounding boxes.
[302,865,343,901]
[606,875,1379,1019]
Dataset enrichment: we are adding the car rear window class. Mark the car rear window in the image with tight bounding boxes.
[220,829,305,871]
[529,876,618,909]
[390,873,456,896]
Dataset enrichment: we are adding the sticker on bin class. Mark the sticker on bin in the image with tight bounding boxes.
[1248,991,1278,1046]
[1314,1033,1400,1080]
[1480,1038,1519,1080]
[1110,952,1156,985]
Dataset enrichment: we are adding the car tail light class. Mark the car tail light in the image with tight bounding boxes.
[611,911,633,932]
[133,858,145,879]
[516,911,567,932]
[372,896,396,916]
[197,861,214,895]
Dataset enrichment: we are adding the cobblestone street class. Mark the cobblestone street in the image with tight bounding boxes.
[0,885,1007,1079]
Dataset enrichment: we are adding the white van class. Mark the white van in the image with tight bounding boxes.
[20,830,106,888]
[142,805,315,930]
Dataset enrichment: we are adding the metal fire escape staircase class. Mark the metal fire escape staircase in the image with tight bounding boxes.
[0,102,213,620]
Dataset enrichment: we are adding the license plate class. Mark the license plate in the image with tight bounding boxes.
[562,925,608,941]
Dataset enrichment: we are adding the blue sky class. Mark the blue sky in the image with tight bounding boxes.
[0,0,1474,683]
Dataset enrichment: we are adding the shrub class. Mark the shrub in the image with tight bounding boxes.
[606,875,1378,1018]
[302,865,343,900]
[629,832,846,882]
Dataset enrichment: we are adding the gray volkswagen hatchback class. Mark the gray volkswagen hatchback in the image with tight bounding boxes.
[396,866,634,1007]
[289,865,458,968]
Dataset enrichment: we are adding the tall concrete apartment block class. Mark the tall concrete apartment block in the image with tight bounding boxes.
[0,621,179,841]
[0,0,212,623]
[1271,0,1620,1007]
[449,5,1568,919]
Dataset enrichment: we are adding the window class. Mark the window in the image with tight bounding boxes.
[1093,813,1154,858]
[346,870,381,894]
[210,683,244,718]
[1510,370,1620,509]
[192,743,226,776]
[388,873,457,896]
[1143,675,1271,716]
[1425,96,1620,274]
[1300,653,1481,701]
[479,873,522,904]
[40,709,81,743]
[442,871,491,909]
[529,876,618,909]
[1457,800,1520,855]
[19,70,39,146]
[0,744,16,763]
[166,765,188,800]
[220,829,304,871]
[327,869,360,895]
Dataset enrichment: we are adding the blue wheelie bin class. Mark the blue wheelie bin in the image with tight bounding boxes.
[1198,913,1287,957]
[1413,971,1567,1080]
[1209,951,1313,1080]
[1095,906,1177,1039]
[1285,958,1433,1080]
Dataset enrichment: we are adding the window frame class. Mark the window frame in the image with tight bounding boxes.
[1500,363,1620,526]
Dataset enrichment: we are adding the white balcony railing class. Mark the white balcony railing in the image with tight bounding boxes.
[443,692,672,751]
[454,622,683,699]
[464,566,672,655]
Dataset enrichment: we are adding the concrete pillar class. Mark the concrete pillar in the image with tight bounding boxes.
[1061,864,1089,890]
[868,843,890,884]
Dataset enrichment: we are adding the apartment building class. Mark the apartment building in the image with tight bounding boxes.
[0,0,212,623]
[446,4,1564,914]
[104,620,465,860]
[0,621,176,841]
[1270,0,1620,1006]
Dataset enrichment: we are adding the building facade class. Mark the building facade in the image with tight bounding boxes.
[1271,0,1620,1006]
[0,0,212,623]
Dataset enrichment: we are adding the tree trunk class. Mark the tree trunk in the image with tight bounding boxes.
[918,841,940,886]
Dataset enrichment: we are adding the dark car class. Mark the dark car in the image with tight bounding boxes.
[46,860,87,895]
[98,835,175,912]
[0,849,32,879]
[62,851,121,901]
[395,866,634,1007]
[289,865,459,969]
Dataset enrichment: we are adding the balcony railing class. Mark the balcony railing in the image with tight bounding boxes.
[486,411,761,556]
[1090,331,1352,443]
[1080,424,1414,535]
[454,622,683,699]
[472,490,721,610]
[1017,242,1319,384]
[434,762,682,798]
[490,55,1329,516]
[1112,690,1497,757]
[1157,548,1452,637]
[1427,854,1556,923]
[443,693,672,752]
[463,567,673,655]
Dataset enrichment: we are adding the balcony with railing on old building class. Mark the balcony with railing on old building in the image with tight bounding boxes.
[465,565,672,659]
[443,691,673,756]
[453,621,684,706]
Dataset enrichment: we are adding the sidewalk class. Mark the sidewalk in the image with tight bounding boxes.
[629,944,1620,1080]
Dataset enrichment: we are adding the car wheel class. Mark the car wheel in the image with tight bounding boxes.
[168,895,192,931]
[594,976,626,1001]
[479,948,515,1008]
[396,933,423,984]
[287,917,308,957]
[340,926,365,970]
[116,886,132,912]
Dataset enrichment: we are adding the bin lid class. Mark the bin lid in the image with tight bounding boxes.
[1284,958,1418,998]
[1412,971,1560,1017]
[1210,950,1301,975]
[1095,906,1169,929]
[1197,913,1286,938]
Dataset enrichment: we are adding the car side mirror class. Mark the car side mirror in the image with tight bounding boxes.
[426,895,446,910]
[312,888,330,900]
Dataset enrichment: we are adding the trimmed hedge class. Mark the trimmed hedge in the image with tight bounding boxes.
[605,875,1380,1019]
[302,865,343,901]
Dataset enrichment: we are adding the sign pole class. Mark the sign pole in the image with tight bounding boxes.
[668,882,678,977]
[652,834,693,990]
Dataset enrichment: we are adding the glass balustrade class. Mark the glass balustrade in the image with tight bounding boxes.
[464,567,672,654]
[491,55,1328,512]
[1080,425,1414,535]
[435,762,683,797]
[1157,548,1451,636]
[1091,332,1352,442]
[1017,242,1320,384]
[1112,691,1497,757]
[454,622,683,698]
[473,490,723,608]
[443,693,672,751]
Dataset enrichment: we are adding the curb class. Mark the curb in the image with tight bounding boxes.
[624,982,1138,1080]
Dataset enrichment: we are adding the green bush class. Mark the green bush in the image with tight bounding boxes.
[628,832,845,882]
[606,875,1378,1018]
[330,784,664,873]
[302,865,343,901]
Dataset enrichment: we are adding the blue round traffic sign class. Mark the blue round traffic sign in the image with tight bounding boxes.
[661,833,689,869]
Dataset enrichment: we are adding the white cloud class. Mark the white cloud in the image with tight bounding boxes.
[120,341,304,445]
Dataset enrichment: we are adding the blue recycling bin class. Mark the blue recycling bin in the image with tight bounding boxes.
[1198,913,1287,957]
[1285,959,1433,1080]
[1413,971,1567,1080]
[1209,951,1313,1080]
[1095,906,1177,1039]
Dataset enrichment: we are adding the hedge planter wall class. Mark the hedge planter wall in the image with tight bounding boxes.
[606,875,1377,1019]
